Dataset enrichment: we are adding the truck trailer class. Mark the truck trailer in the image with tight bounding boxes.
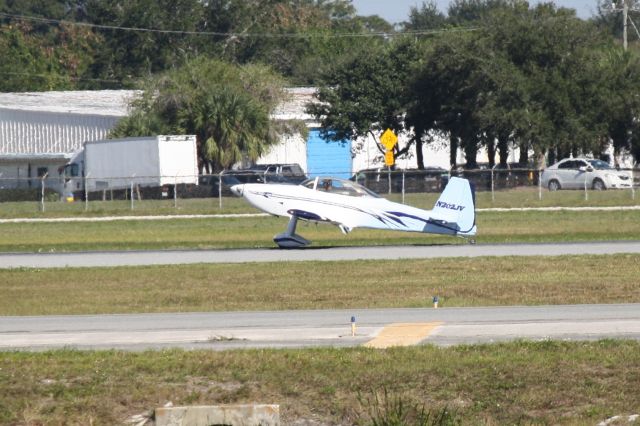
[61,135,198,196]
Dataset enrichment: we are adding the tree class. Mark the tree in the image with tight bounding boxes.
[405,1,628,169]
[408,32,496,168]
[201,0,391,85]
[0,20,100,91]
[110,58,300,172]
[308,38,424,167]
[403,1,447,31]
[592,48,640,164]
[447,0,527,25]
[483,3,611,166]
[82,0,203,88]
[2,0,396,89]
[0,1,101,91]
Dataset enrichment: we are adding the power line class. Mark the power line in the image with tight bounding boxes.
[0,12,479,39]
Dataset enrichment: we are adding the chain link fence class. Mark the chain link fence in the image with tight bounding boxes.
[0,167,638,211]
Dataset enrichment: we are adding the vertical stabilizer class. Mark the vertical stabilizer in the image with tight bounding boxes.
[426,177,476,236]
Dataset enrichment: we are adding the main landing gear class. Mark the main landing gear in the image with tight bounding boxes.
[273,215,311,248]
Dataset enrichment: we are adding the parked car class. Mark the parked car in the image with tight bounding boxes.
[351,167,448,193]
[239,163,307,184]
[198,174,244,196]
[540,158,632,191]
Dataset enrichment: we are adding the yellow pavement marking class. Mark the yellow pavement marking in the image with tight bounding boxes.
[364,322,443,348]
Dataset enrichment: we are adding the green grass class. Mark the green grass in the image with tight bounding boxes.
[1,341,639,425]
[0,197,253,218]
[0,209,639,252]
[2,255,639,315]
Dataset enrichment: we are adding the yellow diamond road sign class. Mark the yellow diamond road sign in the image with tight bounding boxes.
[380,129,398,151]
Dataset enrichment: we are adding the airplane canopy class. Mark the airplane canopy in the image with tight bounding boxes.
[301,177,380,198]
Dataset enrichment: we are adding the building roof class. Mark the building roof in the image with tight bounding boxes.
[0,87,317,120]
[0,90,140,117]
[272,87,317,122]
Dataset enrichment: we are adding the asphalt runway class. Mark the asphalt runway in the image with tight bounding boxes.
[3,304,639,351]
[1,240,640,268]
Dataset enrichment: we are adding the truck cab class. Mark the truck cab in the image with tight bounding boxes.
[61,150,85,196]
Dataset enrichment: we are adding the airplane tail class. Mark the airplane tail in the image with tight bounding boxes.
[424,177,477,237]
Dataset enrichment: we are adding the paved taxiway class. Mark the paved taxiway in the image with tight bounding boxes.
[2,304,639,351]
[1,241,640,268]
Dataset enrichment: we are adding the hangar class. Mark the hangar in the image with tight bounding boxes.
[0,90,135,191]
[0,88,458,192]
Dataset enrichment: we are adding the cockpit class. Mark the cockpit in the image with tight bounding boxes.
[301,177,380,198]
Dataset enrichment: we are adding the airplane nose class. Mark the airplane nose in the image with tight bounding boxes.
[230,184,245,197]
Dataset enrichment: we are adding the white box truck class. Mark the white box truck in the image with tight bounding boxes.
[61,135,198,197]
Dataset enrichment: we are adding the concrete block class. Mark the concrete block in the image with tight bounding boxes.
[155,404,279,426]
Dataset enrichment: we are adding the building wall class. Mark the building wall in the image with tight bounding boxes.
[256,133,308,171]
[0,159,67,190]
[306,129,352,179]
[0,108,119,155]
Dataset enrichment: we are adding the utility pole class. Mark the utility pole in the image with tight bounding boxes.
[612,0,640,51]
[624,0,629,50]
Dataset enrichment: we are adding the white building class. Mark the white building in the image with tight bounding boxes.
[0,88,484,189]
[0,90,137,189]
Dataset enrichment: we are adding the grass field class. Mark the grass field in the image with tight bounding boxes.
[1,341,639,425]
[1,209,639,252]
[1,255,639,316]
[2,188,640,425]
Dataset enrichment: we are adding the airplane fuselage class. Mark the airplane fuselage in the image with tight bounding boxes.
[235,182,434,233]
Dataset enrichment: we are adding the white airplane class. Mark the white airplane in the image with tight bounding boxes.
[231,176,477,248]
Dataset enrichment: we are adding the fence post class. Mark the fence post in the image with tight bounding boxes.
[632,163,637,201]
[584,172,588,201]
[538,169,542,201]
[174,175,178,209]
[130,175,135,210]
[219,171,224,210]
[84,173,89,211]
[491,164,497,203]
[40,173,48,212]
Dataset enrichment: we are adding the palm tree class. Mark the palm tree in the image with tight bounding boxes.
[191,89,276,171]
[109,58,294,172]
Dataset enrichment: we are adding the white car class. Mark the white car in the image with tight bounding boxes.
[541,158,632,191]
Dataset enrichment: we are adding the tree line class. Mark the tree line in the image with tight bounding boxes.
[0,0,388,90]
[2,0,640,169]
[311,0,640,168]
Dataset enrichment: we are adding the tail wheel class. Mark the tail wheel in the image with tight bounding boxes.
[592,178,606,191]
[548,180,561,191]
